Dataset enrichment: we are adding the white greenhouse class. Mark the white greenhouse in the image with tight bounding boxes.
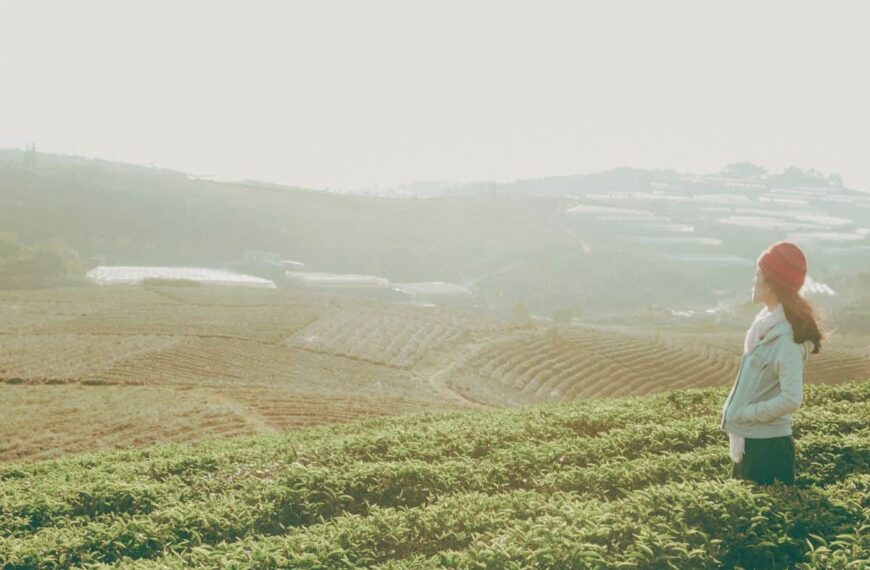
[800,275,836,296]
[86,266,277,288]
[285,271,391,289]
[391,281,473,297]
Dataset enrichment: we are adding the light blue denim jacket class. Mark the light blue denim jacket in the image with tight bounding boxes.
[720,319,812,438]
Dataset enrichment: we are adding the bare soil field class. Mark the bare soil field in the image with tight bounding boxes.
[446,325,870,407]
[1,285,867,462]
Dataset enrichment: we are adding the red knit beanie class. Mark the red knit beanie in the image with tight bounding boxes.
[757,241,807,292]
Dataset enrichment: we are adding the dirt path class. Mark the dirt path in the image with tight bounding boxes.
[205,390,279,434]
[414,331,539,411]
[424,359,495,410]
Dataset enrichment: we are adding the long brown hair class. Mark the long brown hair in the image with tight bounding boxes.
[764,273,824,354]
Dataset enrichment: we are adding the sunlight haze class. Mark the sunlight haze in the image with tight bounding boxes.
[1,0,868,191]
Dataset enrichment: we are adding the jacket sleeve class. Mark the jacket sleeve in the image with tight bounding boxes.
[737,340,805,424]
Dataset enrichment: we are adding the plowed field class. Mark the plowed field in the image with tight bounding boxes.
[2,285,866,462]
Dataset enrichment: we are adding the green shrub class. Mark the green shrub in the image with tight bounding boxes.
[0,380,867,569]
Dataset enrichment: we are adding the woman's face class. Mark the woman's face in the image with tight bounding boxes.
[752,267,767,303]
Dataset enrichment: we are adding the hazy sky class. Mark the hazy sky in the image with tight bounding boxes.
[2,1,869,192]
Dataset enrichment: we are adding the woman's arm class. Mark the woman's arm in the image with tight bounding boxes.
[734,340,805,424]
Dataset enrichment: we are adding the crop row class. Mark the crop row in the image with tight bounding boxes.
[2,382,867,507]
[466,329,743,399]
[289,309,469,369]
[0,381,866,568]
[0,426,866,567]
[27,474,870,569]
[465,329,870,401]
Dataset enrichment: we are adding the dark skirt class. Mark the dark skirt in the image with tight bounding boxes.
[730,434,796,486]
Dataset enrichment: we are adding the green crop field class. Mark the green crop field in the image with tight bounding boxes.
[1,380,867,569]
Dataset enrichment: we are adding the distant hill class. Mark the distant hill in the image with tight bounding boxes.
[3,149,869,319]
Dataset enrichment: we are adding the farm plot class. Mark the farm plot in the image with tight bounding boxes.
[143,285,346,308]
[0,303,81,333]
[0,286,480,461]
[0,380,461,463]
[0,333,182,383]
[0,287,167,334]
[0,380,867,569]
[4,284,866,468]
[221,386,459,430]
[52,302,321,343]
[90,336,441,399]
[288,306,505,368]
[0,285,160,306]
[657,329,870,387]
[458,327,743,403]
[0,384,258,462]
[804,348,870,386]
[456,325,870,407]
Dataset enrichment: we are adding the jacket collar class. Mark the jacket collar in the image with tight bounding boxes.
[749,319,792,352]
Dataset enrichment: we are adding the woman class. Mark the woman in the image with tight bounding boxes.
[720,241,823,486]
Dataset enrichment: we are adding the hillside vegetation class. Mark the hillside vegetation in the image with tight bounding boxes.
[1,380,867,569]
[5,150,870,319]
[0,235,83,289]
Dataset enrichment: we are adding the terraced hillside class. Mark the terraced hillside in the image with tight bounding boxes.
[0,380,867,569]
[0,286,485,462]
[448,325,870,407]
[2,285,868,463]
[0,384,258,463]
[287,305,503,369]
